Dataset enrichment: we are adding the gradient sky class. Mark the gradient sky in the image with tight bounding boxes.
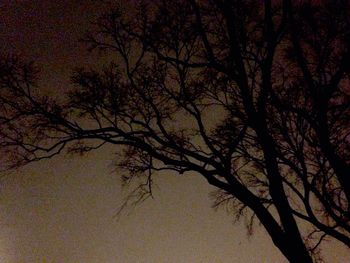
[0,1,349,262]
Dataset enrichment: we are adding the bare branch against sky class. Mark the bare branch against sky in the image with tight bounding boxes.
[0,1,349,262]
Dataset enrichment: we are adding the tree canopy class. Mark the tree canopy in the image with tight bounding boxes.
[1,1,349,262]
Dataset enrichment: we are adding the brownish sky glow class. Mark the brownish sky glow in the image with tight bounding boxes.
[0,1,349,262]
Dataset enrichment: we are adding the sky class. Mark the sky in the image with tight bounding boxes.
[0,1,349,262]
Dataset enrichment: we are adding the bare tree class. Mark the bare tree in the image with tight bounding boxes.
[1,1,349,262]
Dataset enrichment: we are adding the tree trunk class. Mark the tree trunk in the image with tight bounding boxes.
[253,119,314,263]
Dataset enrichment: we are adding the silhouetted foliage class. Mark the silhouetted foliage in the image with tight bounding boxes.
[1,1,349,262]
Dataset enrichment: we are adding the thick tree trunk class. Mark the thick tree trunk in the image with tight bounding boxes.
[224,177,314,263]
[253,119,313,263]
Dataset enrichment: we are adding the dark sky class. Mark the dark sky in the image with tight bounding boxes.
[0,1,349,262]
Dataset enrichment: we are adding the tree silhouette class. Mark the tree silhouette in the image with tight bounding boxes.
[1,1,349,262]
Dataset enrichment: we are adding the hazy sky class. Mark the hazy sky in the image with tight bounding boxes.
[0,1,349,262]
